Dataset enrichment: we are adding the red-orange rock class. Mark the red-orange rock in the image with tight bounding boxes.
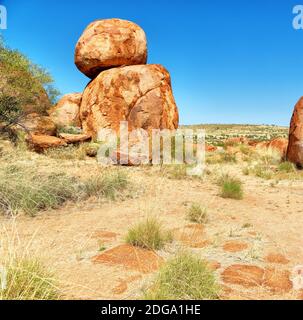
[256,138,288,158]
[26,134,67,152]
[48,93,82,128]
[80,64,179,138]
[222,265,264,288]
[59,133,91,144]
[205,143,217,152]
[264,253,290,265]
[263,268,292,293]
[223,241,249,253]
[287,97,303,168]
[75,19,147,79]
[222,264,292,292]
[92,244,163,273]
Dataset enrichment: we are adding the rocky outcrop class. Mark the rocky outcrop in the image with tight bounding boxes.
[75,19,147,79]
[80,64,179,138]
[48,93,82,128]
[287,97,303,168]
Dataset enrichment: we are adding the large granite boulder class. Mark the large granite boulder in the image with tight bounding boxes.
[80,64,179,138]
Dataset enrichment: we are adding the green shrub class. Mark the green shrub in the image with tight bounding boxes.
[278,161,295,173]
[187,203,208,224]
[0,258,59,300]
[83,171,128,200]
[218,174,243,200]
[126,217,172,250]
[0,38,59,132]
[144,252,219,300]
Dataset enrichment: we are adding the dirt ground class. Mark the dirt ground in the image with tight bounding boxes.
[1,147,303,300]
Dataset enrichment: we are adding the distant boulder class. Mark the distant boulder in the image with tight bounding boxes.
[287,97,303,168]
[18,113,57,136]
[75,19,147,79]
[256,138,288,159]
[48,93,82,128]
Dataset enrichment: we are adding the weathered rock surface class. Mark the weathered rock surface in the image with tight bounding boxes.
[48,93,82,128]
[75,19,147,79]
[222,264,292,292]
[287,97,303,168]
[59,133,91,144]
[26,134,67,152]
[80,64,179,137]
[19,113,57,136]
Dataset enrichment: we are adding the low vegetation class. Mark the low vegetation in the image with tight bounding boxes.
[144,252,219,300]
[217,174,243,200]
[0,164,129,216]
[187,203,208,224]
[126,217,172,250]
[0,257,59,300]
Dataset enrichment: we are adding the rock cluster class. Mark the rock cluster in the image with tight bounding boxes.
[25,18,179,151]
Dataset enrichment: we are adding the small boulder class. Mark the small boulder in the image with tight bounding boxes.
[26,134,67,153]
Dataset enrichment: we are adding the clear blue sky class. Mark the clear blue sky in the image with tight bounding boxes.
[1,0,303,126]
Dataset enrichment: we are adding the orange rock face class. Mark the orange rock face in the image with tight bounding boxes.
[49,93,82,128]
[80,64,179,138]
[287,97,303,167]
[75,19,147,79]
[26,135,67,152]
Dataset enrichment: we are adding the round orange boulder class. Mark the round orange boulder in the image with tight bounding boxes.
[75,19,147,79]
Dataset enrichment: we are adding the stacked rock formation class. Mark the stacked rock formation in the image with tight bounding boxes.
[27,18,179,151]
[74,18,179,139]
[287,97,303,168]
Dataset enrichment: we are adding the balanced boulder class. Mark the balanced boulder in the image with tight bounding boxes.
[80,64,179,138]
[48,93,82,128]
[287,97,303,168]
[75,19,147,79]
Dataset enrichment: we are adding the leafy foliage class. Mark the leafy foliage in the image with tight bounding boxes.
[0,37,59,129]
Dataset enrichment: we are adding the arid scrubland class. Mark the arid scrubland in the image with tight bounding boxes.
[0,124,303,300]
